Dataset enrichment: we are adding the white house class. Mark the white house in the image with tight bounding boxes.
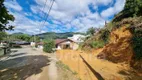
[68,34,86,44]
[55,39,79,50]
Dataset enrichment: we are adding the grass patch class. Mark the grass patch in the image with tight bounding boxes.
[56,61,78,75]
[0,48,4,56]
[90,41,105,49]
[72,71,78,75]
[56,61,71,71]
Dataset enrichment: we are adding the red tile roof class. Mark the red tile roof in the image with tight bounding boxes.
[37,39,74,45]
[55,39,68,45]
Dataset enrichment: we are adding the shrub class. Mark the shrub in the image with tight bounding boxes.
[43,40,55,53]
[86,27,96,36]
[0,31,7,42]
[90,41,105,49]
[0,48,4,56]
[131,27,142,60]
[99,29,110,44]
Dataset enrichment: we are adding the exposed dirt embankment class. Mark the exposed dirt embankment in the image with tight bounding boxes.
[97,17,142,74]
[98,25,133,63]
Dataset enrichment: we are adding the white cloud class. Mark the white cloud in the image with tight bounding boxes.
[31,0,114,23]
[5,0,126,34]
[4,0,22,11]
[101,0,126,18]
[30,0,114,32]
[8,12,49,34]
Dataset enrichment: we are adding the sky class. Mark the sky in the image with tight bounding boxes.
[4,0,126,35]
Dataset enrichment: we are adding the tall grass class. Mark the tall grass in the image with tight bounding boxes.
[90,41,105,49]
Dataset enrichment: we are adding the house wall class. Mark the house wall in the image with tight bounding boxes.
[57,40,79,50]
[72,42,79,50]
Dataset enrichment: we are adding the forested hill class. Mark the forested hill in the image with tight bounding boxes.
[36,32,85,39]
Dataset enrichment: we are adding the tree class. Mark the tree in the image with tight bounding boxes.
[99,29,110,43]
[43,39,55,53]
[113,0,142,21]
[10,33,31,42]
[0,31,7,42]
[124,0,142,16]
[87,27,96,36]
[0,0,15,31]
[30,36,40,42]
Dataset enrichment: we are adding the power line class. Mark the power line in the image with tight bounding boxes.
[34,0,52,42]
[42,0,55,28]
[34,0,55,42]
[38,0,51,34]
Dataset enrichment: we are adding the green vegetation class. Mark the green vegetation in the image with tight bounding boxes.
[0,48,4,56]
[132,35,142,60]
[43,39,55,53]
[130,19,142,60]
[82,27,110,49]
[113,0,142,60]
[37,32,85,39]
[86,27,96,36]
[114,0,142,21]
[72,71,78,75]
[9,33,40,42]
[56,61,72,71]
[29,36,40,42]
[0,0,15,31]
[10,33,31,42]
[99,29,110,44]
[56,61,78,75]
[90,41,105,49]
[0,31,7,42]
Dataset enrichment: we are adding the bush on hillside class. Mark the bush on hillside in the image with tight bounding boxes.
[90,41,105,49]
[86,27,96,36]
[113,0,142,22]
[131,25,142,60]
[43,40,55,53]
[99,29,110,44]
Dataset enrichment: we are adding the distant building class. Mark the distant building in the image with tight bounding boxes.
[36,34,86,50]
[36,42,43,49]
[68,34,86,44]
[31,42,36,47]
[55,39,79,50]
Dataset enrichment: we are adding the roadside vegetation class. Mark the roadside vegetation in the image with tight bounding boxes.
[56,61,79,80]
[0,31,7,42]
[56,61,78,75]
[43,39,55,53]
[56,61,72,71]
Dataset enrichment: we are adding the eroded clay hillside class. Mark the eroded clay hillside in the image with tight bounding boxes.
[82,17,142,74]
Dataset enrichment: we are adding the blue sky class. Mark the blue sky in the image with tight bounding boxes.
[4,0,125,34]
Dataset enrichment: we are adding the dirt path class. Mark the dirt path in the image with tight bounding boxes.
[47,53,58,80]
[0,46,78,80]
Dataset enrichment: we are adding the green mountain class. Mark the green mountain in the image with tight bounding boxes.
[36,32,85,39]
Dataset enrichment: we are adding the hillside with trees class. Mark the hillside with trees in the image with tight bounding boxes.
[36,32,85,39]
[81,0,142,74]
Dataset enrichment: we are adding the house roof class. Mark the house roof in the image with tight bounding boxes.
[37,39,74,45]
[55,39,73,45]
[37,42,44,45]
